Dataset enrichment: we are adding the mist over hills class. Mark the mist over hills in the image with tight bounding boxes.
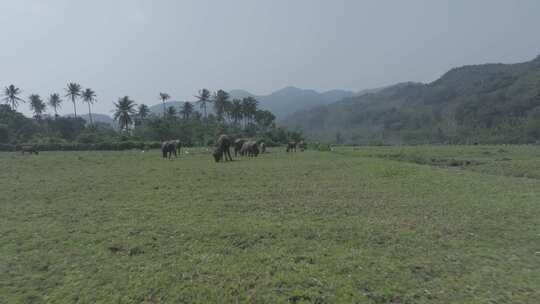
[80,85,352,125]
[229,87,354,118]
[144,87,355,118]
[282,55,540,145]
[149,101,187,115]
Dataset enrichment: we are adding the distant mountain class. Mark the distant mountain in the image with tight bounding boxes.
[282,55,540,145]
[353,82,420,97]
[149,101,187,115]
[229,86,354,117]
[144,88,355,119]
[228,89,255,99]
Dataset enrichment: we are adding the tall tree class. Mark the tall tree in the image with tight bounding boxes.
[113,96,137,132]
[48,93,62,118]
[166,106,177,120]
[241,97,251,126]
[181,101,194,120]
[81,88,97,125]
[223,100,233,123]
[3,85,24,110]
[255,109,276,131]
[159,92,170,117]
[195,88,211,118]
[231,99,243,125]
[244,96,258,124]
[65,82,81,118]
[29,94,46,119]
[213,90,229,122]
[137,104,150,121]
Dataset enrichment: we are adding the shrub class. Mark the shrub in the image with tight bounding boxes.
[0,144,15,151]
[0,142,161,152]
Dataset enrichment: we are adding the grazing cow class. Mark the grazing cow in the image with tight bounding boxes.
[233,138,247,157]
[173,140,182,155]
[161,140,178,159]
[213,134,233,162]
[298,140,306,152]
[286,142,297,152]
[241,140,259,157]
[259,142,266,154]
[20,145,39,155]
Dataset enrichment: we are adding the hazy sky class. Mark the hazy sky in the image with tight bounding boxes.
[2,0,540,116]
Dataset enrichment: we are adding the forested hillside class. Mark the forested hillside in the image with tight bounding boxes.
[282,56,540,144]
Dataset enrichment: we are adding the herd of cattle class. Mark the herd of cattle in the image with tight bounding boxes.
[15,137,306,161]
[161,135,306,162]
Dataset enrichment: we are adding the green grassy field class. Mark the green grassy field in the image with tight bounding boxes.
[1,146,539,303]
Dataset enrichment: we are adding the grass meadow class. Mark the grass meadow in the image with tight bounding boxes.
[1,146,539,303]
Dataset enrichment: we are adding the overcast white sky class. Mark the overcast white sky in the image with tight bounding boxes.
[1,0,540,116]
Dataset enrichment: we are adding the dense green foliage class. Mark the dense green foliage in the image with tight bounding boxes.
[0,85,301,147]
[1,146,539,303]
[284,56,540,145]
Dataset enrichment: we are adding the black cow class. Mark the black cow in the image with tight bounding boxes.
[20,145,39,155]
[286,142,297,153]
[298,140,306,152]
[161,140,179,159]
[213,134,233,162]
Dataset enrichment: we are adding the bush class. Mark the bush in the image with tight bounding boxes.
[0,143,15,151]
[0,142,161,152]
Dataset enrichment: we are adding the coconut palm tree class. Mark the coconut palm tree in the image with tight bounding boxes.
[3,85,24,110]
[195,88,211,118]
[29,94,46,119]
[181,101,194,120]
[113,96,137,132]
[241,97,251,126]
[231,99,243,125]
[165,106,177,120]
[255,109,276,131]
[213,90,229,122]
[223,99,233,123]
[81,88,97,125]
[137,104,150,121]
[48,93,62,118]
[65,82,81,118]
[159,92,170,117]
[242,96,258,124]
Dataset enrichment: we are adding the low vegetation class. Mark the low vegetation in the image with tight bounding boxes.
[1,145,539,303]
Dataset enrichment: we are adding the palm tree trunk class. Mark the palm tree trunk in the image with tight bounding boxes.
[88,103,93,125]
[162,101,166,117]
[72,97,77,118]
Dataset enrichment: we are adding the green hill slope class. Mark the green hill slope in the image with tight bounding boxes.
[282,56,540,144]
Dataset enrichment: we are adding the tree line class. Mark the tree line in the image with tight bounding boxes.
[1,83,302,147]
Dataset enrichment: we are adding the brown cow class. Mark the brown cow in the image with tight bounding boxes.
[213,134,233,162]
[241,140,259,157]
[233,138,247,157]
